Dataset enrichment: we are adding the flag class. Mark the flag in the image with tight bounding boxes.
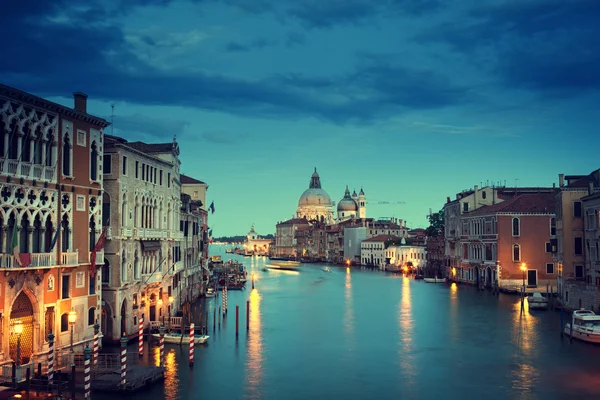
[11,227,22,267]
[48,226,61,252]
[209,229,213,244]
[209,201,215,214]
[90,227,107,278]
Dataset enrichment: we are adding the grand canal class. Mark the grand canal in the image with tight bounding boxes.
[97,246,600,399]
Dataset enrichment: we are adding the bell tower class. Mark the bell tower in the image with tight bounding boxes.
[358,187,366,218]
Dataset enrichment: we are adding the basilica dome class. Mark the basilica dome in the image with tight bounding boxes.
[337,186,358,212]
[297,169,332,207]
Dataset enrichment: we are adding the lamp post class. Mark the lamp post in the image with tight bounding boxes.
[14,320,23,367]
[168,295,174,331]
[158,298,164,326]
[68,308,77,353]
[520,262,527,289]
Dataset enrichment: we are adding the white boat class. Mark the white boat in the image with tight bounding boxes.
[205,288,216,297]
[323,267,331,273]
[564,309,600,343]
[152,333,210,344]
[527,292,548,310]
[424,277,445,283]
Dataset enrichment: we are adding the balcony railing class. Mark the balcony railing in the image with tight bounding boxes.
[0,159,56,182]
[0,250,79,269]
[137,228,168,240]
[121,227,133,238]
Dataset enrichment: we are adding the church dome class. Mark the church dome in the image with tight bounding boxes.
[298,168,332,207]
[337,186,358,212]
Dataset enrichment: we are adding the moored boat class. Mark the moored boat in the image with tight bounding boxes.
[323,267,331,273]
[564,309,600,343]
[152,333,210,344]
[205,287,216,297]
[527,292,548,310]
[424,277,445,283]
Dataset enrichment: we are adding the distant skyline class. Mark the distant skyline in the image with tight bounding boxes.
[2,0,599,235]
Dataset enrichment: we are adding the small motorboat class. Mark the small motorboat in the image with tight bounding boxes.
[527,292,548,310]
[424,277,445,283]
[205,287,216,297]
[414,275,424,280]
[262,267,269,272]
[564,309,600,343]
[152,333,210,345]
[323,267,331,273]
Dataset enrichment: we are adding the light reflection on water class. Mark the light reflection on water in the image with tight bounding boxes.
[449,283,459,343]
[398,276,415,387]
[510,299,539,391]
[244,288,263,399]
[163,349,180,400]
[344,267,355,338]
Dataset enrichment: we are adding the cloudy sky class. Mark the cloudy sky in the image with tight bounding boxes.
[2,0,599,235]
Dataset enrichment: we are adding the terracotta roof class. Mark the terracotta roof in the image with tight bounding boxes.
[466,192,556,216]
[277,218,309,226]
[127,141,174,153]
[363,234,401,243]
[180,174,206,185]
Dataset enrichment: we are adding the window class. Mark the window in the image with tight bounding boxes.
[512,217,520,236]
[89,273,96,295]
[76,271,85,288]
[550,217,556,236]
[168,173,171,187]
[62,134,72,176]
[136,161,139,179]
[545,242,552,253]
[142,163,145,180]
[154,168,157,183]
[61,275,70,299]
[60,313,69,332]
[103,154,112,174]
[513,244,521,262]
[76,195,86,211]
[44,307,55,342]
[160,170,163,185]
[574,201,582,218]
[90,141,98,181]
[122,156,128,175]
[463,203,468,212]
[575,265,584,278]
[102,259,110,284]
[77,130,86,146]
[546,263,554,274]
[481,191,486,199]
[574,237,583,256]
[88,307,96,326]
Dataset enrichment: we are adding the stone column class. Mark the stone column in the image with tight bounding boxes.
[41,142,47,166]
[40,228,46,253]
[29,139,34,163]
[27,226,33,253]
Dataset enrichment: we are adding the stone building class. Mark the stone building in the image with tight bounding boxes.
[244,225,271,255]
[386,238,427,270]
[274,218,309,257]
[0,84,109,364]
[101,134,182,341]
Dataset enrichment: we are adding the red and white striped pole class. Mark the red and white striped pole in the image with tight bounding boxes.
[93,321,100,366]
[120,335,127,387]
[138,317,144,357]
[47,332,55,386]
[84,344,91,399]
[159,326,165,367]
[189,323,195,367]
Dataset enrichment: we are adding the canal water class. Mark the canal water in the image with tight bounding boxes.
[97,246,600,400]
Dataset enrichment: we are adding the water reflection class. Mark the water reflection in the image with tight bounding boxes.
[449,283,458,342]
[344,267,355,346]
[398,276,415,385]
[510,299,539,391]
[244,289,263,399]
[162,348,180,400]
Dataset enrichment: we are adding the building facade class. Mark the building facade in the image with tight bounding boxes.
[296,169,334,224]
[244,225,271,255]
[274,218,309,257]
[386,238,427,270]
[101,134,182,341]
[361,235,399,269]
[0,85,109,364]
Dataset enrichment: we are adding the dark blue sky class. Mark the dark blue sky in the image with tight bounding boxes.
[2,0,599,235]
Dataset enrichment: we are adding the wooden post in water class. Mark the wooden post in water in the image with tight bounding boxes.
[189,323,195,367]
[48,332,55,386]
[25,366,30,396]
[560,307,564,338]
[213,308,216,331]
[70,364,76,399]
[84,344,91,399]
[218,306,221,328]
[246,300,250,331]
[205,311,209,335]
[235,305,239,337]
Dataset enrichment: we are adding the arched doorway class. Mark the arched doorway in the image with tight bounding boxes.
[120,299,127,337]
[101,304,113,341]
[474,266,480,286]
[10,291,34,365]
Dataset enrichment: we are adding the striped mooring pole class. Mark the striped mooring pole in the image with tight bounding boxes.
[47,332,55,386]
[93,321,100,366]
[120,335,128,386]
[159,326,165,367]
[222,286,228,315]
[138,317,144,357]
[189,323,195,367]
[84,344,91,399]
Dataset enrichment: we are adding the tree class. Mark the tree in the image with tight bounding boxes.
[425,209,444,237]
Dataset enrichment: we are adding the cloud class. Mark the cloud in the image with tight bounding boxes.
[110,114,190,139]
[412,122,519,138]
[224,38,275,53]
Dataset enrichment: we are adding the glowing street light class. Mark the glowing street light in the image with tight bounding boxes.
[68,308,77,354]
[13,320,23,367]
[520,263,527,288]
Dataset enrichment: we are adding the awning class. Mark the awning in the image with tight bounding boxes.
[141,240,161,251]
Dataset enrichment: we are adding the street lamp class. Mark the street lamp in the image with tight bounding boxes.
[158,298,164,325]
[68,308,77,353]
[13,320,23,367]
[520,263,527,288]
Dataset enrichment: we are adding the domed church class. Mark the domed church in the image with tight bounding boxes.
[337,186,366,221]
[296,168,335,223]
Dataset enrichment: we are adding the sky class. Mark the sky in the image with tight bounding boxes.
[2,0,599,236]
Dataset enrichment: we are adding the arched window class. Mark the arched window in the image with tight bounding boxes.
[44,216,54,252]
[134,250,140,280]
[513,244,521,262]
[60,313,69,332]
[61,214,70,252]
[45,130,55,167]
[62,134,71,176]
[121,250,127,282]
[32,214,42,253]
[89,217,96,251]
[88,307,96,326]
[121,194,127,227]
[21,121,31,162]
[512,217,520,237]
[102,258,110,284]
[90,141,98,181]
[20,214,30,253]
[33,126,43,164]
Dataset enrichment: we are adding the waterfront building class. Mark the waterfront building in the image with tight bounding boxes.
[244,225,271,255]
[460,192,557,290]
[101,134,182,341]
[386,238,427,270]
[337,186,366,221]
[180,174,208,212]
[555,170,600,310]
[326,225,343,263]
[361,235,401,269]
[296,168,334,224]
[582,185,600,310]
[344,225,367,264]
[274,218,309,257]
[0,84,109,363]
[425,235,445,275]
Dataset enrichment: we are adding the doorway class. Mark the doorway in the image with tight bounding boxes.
[10,291,34,364]
[527,269,538,287]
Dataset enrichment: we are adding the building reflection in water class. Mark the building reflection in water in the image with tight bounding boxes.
[449,283,459,342]
[244,288,263,399]
[344,267,355,352]
[510,299,539,391]
[398,276,415,386]
[153,347,180,400]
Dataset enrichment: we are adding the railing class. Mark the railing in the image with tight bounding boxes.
[0,159,56,182]
[137,228,168,239]
[121,227,133,237]
[0,362,35,383]
[141,272,162,284]
[0,251,78,269]
[148,317,182,331]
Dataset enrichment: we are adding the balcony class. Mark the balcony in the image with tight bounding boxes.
[121,227,133,238]
[0,250,79,269]
[137,228,168,240]
[0,159,56,182]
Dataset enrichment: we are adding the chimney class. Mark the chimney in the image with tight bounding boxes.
[73,92,88,113]
[589,181,595,195]
[559,173,564,187]
[553,182,556,189]
[447,196,451,203]
[474,185,478,208]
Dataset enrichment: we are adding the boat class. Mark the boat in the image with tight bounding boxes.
[564,309,600,343]
[226,248,233,254]
[205,287,216,297]
[527,292,548,310]
[424,277,445,283]
[323,267,331,273]
[266,265,300,272]
[262,267,269,272]
[414,274,424,280]
[152,333,210,344]
[270,260,301,267]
